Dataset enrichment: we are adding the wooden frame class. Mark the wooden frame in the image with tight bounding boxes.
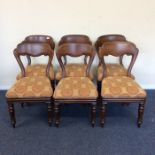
[95,34,126,66]
[6,43,54,127]
[54,43,97,127]
[98,41,146,127]
[58,34,92,65]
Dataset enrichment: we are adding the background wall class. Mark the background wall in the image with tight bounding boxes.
[0,0,155,89]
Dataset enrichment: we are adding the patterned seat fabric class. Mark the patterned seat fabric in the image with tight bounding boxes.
[16,64,54,80]
[54,77,98,99]
[6,76,53,98]
[55,64,94,80]
[98,64,134,81]
[101,76,146,98]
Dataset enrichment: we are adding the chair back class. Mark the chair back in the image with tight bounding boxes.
[14,42,54,78]
[95,34,126,51]
[59,35,92,65]
[24,35,55,65]
[25,35,55,49]
[56,43,95,78]
[98,41,138,79]
[59,34,92,46]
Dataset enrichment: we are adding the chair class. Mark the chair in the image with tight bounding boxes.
[6,43,54,127]
[95,34,133,93]
[54,43,98,127]
[98,41,146,127]
[16,35,55,88]
[55,35,93,83]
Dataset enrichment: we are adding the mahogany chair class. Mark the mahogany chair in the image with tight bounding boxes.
[55,35,93,83]
[54,43,98,127]
[6,43,54,127]
[16,35,55,88]
[95,34,134,94]
[98,41,146,127]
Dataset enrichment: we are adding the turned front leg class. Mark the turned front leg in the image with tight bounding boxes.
[137,101,145,128]
[91,104,96,127]
[48,102,53,126]
[100,102,106,127]
[51,80,55,91]
[54,104,60,127]
[8,102,16,128]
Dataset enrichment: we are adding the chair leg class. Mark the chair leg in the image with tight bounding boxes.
[8,102,16,128]
[48,102,53,126]
[100,102,106,127]
[137,101,145,128]
[97,81,101,95]
[97,81,102,106]
[54,104,60,127]
[91,104,96,127]
[51,80,55,90]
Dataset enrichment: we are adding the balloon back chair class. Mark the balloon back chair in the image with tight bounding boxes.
[95,34,135,94]
[98,41,146,127]
[6,42,54,127]
[16,35,55,88]
[54,43,98,127]
[55,35,93,84]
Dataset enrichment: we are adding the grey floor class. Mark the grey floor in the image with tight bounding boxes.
[0,90,155,155]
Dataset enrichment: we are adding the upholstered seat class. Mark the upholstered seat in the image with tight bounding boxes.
[56,64,94,80]
[101,76,146,98]
[98,64,134,81]
[6,76,53,98]
[54,77,97,99]
[16,64,54,80]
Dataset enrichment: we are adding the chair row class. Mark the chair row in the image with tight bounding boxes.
[5,34,147,128]
[16,34,131,86]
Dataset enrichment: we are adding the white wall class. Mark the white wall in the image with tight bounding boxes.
[0,0,155,89]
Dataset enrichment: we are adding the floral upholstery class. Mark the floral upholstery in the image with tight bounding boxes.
[6,76,53,98]
[55,64,94,80]
[16,64,54,80]
[54,77,98,99]
[101,76,146,98]
[98,64,134,81]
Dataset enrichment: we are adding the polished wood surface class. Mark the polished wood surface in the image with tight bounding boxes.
[95,34,126,66]
[98,41,138,79]
[56,43,95,78]
[95,34,126,51]
[58,34,92,65]
[23,35,55,66]
[14,42,54,79]
[25,35,55,49]
[59,34,92,46]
